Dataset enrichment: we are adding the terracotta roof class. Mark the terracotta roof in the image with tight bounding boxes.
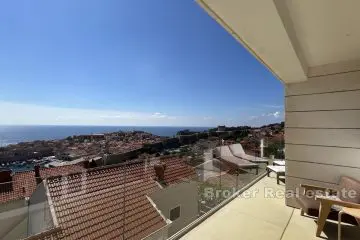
[44,157,196,240]
[149,157,197,185]
[0,164,85,204]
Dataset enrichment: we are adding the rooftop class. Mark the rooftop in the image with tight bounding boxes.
[38,157,196,240]
[0,164,85,204]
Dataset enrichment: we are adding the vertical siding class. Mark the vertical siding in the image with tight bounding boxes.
[285,71,360,208]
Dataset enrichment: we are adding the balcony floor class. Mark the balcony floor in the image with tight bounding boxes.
[181,176,360,240]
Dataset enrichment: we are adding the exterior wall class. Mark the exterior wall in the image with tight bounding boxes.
[0,199,28,239]
[104,149,141,165]
[28,182,54,236]
[285,71,360,207]
[149,181,199,236]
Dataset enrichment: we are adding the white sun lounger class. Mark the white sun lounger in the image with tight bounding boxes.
[266,165,285,184]
[229,144,269,165]
[215,146,259,174]
[273,160,285,166]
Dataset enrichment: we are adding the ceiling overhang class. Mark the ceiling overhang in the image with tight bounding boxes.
[197,0,360,84]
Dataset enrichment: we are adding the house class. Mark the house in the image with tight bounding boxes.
[0,164,85,239]
[16,157,197,240]
[216,126,226,132]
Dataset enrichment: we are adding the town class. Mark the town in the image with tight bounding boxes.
[0,123,284,172]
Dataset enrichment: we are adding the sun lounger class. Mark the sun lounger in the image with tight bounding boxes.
[229,144,269,165]
[273,160,285,166]
[215,146,259,174]
[266,165,285,184]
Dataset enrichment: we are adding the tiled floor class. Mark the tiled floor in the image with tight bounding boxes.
[181,175,360,240]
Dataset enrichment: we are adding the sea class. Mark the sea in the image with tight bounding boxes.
[0,125,211,146]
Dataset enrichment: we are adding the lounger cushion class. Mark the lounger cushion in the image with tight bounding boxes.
[216,146,259,169]
[273,160,285,166]
[266,165,285,173]
[338,176,360,204]
[229,144,268,163]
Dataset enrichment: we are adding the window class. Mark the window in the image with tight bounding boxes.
[169,206,181,221]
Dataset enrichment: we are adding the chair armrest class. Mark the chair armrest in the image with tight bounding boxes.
[300,184,338,195]
[300,184,336,192]
[315,195,360,209]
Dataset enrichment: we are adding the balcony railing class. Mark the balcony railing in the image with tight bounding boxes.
[0,145,271,240]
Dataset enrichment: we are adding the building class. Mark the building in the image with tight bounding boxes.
[216,126,226,132]
[2,1,360,239]
[4,157,197,240]
[0,165,85,239]
[173,1,360,239]
[196,0,360,210]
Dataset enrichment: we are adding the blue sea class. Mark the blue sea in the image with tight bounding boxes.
[0,125,210,146]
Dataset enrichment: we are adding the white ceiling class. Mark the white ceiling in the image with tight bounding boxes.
[198,0,360,83]
[284,0,360,67]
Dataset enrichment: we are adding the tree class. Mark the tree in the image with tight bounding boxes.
[265,142,285,159]
[66,136,73,141]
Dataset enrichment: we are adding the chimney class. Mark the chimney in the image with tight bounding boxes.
[154,163,166,183]
[34,165,42,184]
[0,169,13,193]
[89,160,97,168]
[83,160,90,169]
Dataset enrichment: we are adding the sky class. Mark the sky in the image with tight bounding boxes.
[0,0,284,127]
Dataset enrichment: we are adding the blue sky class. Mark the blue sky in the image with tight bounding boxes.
[0,0,284,127]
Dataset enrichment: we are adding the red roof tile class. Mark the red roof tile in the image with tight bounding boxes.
[149,157,197,185]
[44,158,196,240]
[0,164,85,204]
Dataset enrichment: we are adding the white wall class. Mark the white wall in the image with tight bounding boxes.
[149,181,199,236]
[285,71,360,207]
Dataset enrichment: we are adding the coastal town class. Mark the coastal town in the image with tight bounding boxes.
[0,123,284,171]
[0,131,164,169]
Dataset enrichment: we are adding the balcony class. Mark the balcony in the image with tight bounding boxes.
[191,1,360,240]
[180,175,360,240]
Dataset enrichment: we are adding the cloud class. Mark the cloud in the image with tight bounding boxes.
[151,112,168,119]
[246,111,283,126]
[0,101,183,126]
[261,104,284,109]
[151,112,177,120]
[0,101,283,127]
[267,111,281,118]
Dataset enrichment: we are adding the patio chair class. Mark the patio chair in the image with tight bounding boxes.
[338,207,360,240]
[229,144,269,165]
[296,176,360,237]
